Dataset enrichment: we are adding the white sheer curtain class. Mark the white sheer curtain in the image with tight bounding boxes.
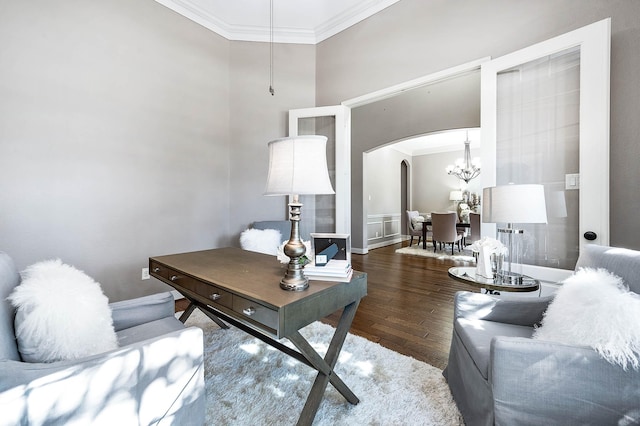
[496,47,580,270]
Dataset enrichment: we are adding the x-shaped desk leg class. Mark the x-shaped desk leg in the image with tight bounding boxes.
[178,300,229,329]
[287,300,361,426]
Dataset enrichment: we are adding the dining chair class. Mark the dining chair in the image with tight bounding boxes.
[467,212,481,246]
[431,212,463,255]
[456,220,469,246]
[406,210,423,247]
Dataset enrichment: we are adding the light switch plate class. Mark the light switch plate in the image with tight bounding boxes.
[565,173,580,190]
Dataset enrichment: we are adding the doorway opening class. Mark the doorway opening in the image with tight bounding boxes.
[400,160,409,237]
[364,128,481,250]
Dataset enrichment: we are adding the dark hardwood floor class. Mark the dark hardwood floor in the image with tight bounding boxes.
[175,240,477,370]
[322,241,476,369]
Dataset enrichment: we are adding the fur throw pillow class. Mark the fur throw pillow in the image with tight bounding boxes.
[533,267,640,370]
[8,259,118,363]
[240,228,282,255]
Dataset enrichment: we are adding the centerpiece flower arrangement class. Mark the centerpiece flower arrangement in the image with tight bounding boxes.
[469,237,507,255]
[468,192,481,212]
[458,203,472,221]
[457,192,481,220]
[470,237,507,279]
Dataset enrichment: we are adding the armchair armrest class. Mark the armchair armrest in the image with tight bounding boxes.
[453,291,554,326]
[490,337,640,425]
[0,326,204,425]
[110,291,175,331]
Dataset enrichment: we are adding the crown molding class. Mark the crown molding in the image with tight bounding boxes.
[154,0,399,45]
[314,0,399,43]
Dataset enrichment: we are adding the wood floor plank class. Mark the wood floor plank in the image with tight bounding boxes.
[320,241,476,370]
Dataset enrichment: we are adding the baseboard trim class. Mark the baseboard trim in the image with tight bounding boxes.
[353,236,406,255]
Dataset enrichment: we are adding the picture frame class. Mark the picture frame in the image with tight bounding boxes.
[310,233,351,266]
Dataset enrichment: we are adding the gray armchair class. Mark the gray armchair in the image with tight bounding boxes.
[443,244,640,425]
[0,252,205,425]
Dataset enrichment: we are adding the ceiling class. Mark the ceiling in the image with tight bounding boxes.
[154,0,400,44]
[390,128,481,157]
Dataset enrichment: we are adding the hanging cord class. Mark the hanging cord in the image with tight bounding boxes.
[269,0,275,95]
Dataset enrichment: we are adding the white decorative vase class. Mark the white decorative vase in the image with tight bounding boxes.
[476,246,494,279]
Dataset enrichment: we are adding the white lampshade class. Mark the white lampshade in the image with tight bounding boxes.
[449,190,463,201]
[482,184,547,224]
[264,136,335,196]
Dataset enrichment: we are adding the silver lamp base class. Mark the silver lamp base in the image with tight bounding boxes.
[280,275,309,291]
[280,200,309,291]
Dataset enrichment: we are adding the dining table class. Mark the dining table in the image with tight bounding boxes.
[418,217,470,250]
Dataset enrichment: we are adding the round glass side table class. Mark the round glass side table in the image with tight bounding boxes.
[448,266,540,295]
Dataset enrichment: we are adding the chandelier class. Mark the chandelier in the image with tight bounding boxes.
[446,133,480,183]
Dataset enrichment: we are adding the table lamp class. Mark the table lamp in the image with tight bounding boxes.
[264,135,335,291]
[482,184,547,284]
[449,190,463,202]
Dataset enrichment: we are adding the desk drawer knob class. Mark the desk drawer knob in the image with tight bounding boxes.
[242,307,256,316]
[170,275,179,282]
[209,293,221,301]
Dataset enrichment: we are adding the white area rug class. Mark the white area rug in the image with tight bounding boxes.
[183,309,463,425]
[396,245,476,263]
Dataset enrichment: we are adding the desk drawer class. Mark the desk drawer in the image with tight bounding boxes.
[149,261,170,280]
[196,282,232,309]
[232,295,278,330]
[163,269,197,292]
[158,267,233,310]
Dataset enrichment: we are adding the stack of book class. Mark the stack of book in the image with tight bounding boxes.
[304,259,353,282]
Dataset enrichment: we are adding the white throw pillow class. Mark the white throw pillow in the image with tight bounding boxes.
[8,259,118,363]
[533,267,640,370]
[240,228,282,255]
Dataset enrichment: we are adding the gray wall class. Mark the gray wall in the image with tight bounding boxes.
[412,149,482,215]
[228,41,316,242]
[365,146,411,215]
[317,0,640,251]
[0,0,231,301]
[0,0,315,301]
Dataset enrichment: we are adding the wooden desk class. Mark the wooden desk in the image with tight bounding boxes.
[149,247,367,426]
[420,220,470,250]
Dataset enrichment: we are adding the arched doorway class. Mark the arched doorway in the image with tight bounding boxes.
[400,160,409,237]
